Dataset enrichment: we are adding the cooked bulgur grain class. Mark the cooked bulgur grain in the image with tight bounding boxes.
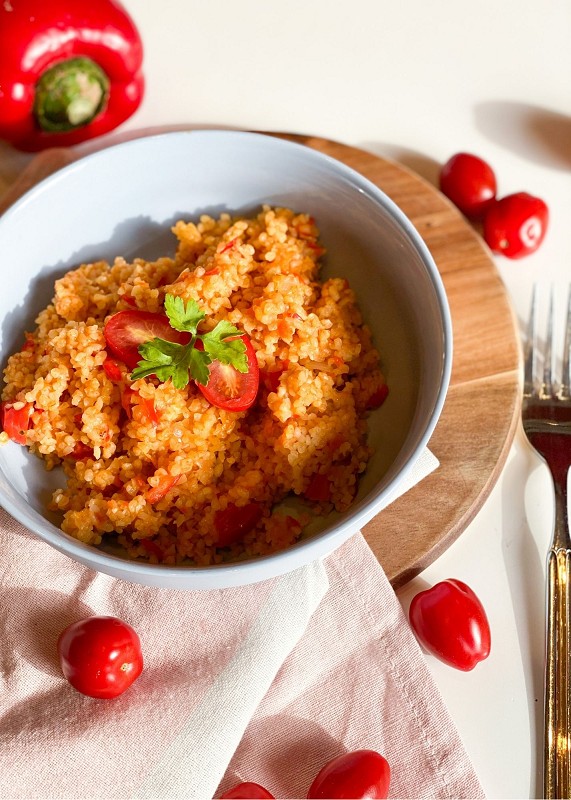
[1,207,387,565]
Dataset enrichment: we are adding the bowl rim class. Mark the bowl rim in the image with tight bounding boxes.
[0,129,453,587]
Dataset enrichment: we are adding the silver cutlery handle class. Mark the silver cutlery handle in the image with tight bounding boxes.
[544,483,571,799]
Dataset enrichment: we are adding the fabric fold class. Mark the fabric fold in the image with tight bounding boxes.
[0,448,484,800]
[134,560,329,799]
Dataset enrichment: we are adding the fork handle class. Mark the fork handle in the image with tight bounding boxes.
[544,483,571,799]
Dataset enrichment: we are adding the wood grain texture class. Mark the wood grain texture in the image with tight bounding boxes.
[0,149,74,214]
[0,134,522,588]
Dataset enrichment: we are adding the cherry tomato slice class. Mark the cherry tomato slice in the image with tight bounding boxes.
[409,578,491,671]
[103,310,191,370]
[1,401,34,444]
[307,750,391,799]
[214,501,264,547]
[57,616,143,699]
[198,334,259,412]
[220,782,275,799]
[439,152,497,220]
[483,191,549,259]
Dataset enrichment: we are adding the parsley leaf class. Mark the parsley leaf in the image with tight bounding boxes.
[164,294,205,334]
[129,294,248,390]
[131,339,201,390]
[188,346,211,386]
[202,321,247,372]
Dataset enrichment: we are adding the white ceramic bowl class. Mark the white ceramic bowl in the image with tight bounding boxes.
[0,130,451,589]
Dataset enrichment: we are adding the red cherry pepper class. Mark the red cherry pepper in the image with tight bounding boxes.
[307,750,391,799]
[0,0,144,152]
[409,578,491,671]
[483,191,549,259]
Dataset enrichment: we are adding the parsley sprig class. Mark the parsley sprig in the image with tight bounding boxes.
[131,294,247,390]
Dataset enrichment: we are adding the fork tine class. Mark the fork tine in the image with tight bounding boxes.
[542,287,554,397]
[524,285,537,396]
[561,285,571,400]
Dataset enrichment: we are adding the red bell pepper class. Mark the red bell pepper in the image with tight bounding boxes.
[0,0,144,151]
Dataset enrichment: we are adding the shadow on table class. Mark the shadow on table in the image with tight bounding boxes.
[474,101,571,170]
[357,141,441,188]
[216,714,340,799]
[501,430,546,799]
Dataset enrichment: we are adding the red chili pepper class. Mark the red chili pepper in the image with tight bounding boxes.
[0,0,144,152]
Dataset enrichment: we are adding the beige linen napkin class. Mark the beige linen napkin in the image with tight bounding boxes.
[0,450,484,799]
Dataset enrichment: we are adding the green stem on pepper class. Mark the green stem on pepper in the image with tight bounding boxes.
[0,0,144,151]
[34,57,110,132]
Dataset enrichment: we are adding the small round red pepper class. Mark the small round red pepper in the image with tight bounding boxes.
[409,578,491,671]
[0,0,144,151]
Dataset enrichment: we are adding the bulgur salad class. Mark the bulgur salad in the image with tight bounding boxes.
[1,206,388,565]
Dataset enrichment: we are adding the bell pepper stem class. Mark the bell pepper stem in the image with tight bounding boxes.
[34,57,110,133]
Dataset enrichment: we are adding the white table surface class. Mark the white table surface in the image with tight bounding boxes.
[1,2,570,797]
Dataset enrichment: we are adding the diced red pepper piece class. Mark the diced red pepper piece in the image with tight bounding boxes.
[140,539,164,560]
[139,397,159,426]
[327,434,345,454]
[277,319,293,338]
[214,502,263,548]
[220,237,238,254]
[121,387,135,419]
[146,474,180,504]
[1,401,34,445]
[260,360,288,393]
[304,473,331,502]
[21,335,35,352]
[103,357,123,382]
[134,475,148,491]
[69,441,94,460]
[366,384,389,410]
[296,222,316,239]
[306,242,326,256]
[121,388,158,425]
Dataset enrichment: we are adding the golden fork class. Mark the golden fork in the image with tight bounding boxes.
[522,286,571,798]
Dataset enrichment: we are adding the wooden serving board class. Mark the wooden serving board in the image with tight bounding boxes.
[0,135,522,589]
